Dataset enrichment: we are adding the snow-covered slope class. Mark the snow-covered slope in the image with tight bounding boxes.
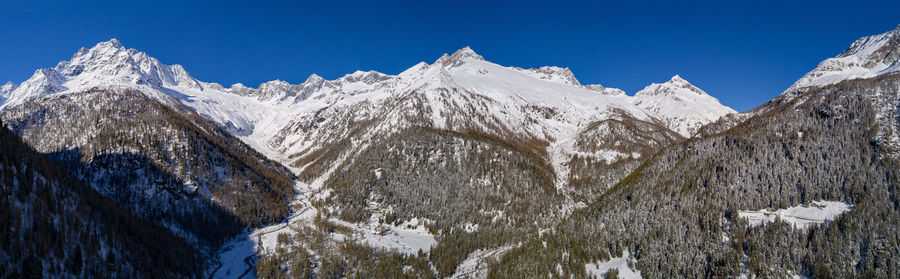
[632,75,736,136]
[512,64,625,96]
[516,65,582,86]
[788,25,900,91]
[0,81,15,104]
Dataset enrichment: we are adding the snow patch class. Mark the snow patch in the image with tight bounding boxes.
[461,222,479,233]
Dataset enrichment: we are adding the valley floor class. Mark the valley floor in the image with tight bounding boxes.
[208,179,438,279]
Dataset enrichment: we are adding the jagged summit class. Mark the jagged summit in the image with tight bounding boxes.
[436,46,485,66]
[1,37,204,110]
[103,38,124,49]
[304,73,325,84]
[338,70,392,84]
[449,46,484,61]
[788,25,900,91]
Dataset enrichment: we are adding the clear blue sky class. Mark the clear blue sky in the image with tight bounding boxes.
[1,0,898,111]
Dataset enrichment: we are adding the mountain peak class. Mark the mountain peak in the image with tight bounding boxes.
[665,75,702,93]
[788,25,900,91]
[260,79,291,87]
[96,38,125,50]
[339,70,392,84]
[436,46,485,66]
[304,73,325,84]
[633,75,734,136]
[637,75,707,97]
[453,46,483,59]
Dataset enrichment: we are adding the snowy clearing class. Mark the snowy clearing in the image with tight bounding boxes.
[738,201,851,230]
[330,217,437,254]
[585,250,642,279]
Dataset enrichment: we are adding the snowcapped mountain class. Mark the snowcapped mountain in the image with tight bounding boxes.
[0,40,734,138]
[0,39,298,250]
[1,39,199,110]
[632,75,737,136]
[260,46,732,180]
[788,25,900,91]
[0,40,738,181]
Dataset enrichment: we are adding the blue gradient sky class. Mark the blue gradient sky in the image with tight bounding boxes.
[1,0,898,111]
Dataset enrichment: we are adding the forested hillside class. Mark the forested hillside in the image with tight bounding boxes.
[0,120,202,277]
[491,73,900,278]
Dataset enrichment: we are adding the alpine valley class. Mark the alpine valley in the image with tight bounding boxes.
[1,25,899,279]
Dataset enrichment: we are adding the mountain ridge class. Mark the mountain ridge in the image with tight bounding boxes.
[0,41,735,138]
